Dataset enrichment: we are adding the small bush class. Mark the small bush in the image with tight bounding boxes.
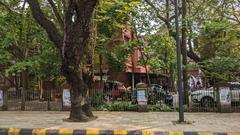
[147,105,161,111]
[94,102,176,112]
[160,104,175,112]
[95,102,137,111]
[91,92,106,107]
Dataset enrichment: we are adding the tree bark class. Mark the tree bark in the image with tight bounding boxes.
[39,80,43,99]
[144,60,151,86]
[131,55,135,90]
[61,1,97,121]
[27,0,98,122]
[140,51,151,86]
[169,64,175,92]
[99,54,103,88]
[21,71,28,111]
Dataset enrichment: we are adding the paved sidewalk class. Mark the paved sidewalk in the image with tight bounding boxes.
[0,111,239,132]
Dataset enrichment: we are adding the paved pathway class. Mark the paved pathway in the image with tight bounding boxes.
[0,111,239,132]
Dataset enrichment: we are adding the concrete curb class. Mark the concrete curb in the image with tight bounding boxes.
[0,128,239,135]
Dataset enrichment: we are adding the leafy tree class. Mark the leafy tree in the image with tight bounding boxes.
[25,0,98,121]
[0,0,62,109]
[195,19,240,82]
[198,19,240,60]
[95,0,140,82]
[198,57,240,82]
[142,30,176,74]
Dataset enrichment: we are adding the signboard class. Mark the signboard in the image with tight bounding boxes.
[0,90,3,107]
[137,90,147,105]
[219,87,231,105]
[62,89,71,107]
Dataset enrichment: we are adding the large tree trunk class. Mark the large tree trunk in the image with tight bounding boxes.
[61,1,97,122]
[27,0,98,122]
[62,63,93,121]
[61,38,96,121]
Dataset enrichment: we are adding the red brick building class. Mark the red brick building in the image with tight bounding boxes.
[94,28,169,88]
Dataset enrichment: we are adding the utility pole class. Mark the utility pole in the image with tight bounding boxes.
[174,0,184,122]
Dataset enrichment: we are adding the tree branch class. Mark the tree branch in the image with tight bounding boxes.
[230,2,240,24]
[26,0,63,49]
[0,72,16,87]
[7,44,24,60]
[169,7,182,21]
[144,0,168,23]
[0,1,20,14]
[47,0,64,29]
[187,50,201,62]
[187,38,201,62]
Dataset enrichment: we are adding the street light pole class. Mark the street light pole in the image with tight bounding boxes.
[174,0,184,122]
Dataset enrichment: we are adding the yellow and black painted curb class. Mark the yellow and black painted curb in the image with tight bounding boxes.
[0,128,239,135]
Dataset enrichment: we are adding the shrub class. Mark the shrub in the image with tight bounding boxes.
[95,102,137,111]
[91,92,106,107]
[147,105,161,111]
[94,102,176,112]
[160,104,175,112]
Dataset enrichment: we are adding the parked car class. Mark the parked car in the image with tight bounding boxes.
[191,82,240,107]
[103,81,129,101]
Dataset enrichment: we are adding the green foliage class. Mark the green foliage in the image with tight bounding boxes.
[198,19,240,60]
[159,104,175,112]
[91,92,106,107]
[97,0,140,40]
[198,57,240,81]
[140,30,176,74]
[94,102,175,112]
[1,0,239,93]
[195,18,240,81]
[107,40,139,71]
[147,104,161,111]
[0,1,61,89]
[95,102,138,111]
[95,0,141,72]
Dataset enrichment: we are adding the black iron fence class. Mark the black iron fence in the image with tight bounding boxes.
[0,89,62,111]
[90,86,240,112]
[189,88,240,112]
[1,87,240,112]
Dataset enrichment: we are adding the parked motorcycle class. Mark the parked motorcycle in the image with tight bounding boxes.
[131,84,173,106]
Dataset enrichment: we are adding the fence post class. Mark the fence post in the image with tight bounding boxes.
[215,82,231,113]
[47,89,51,111]
[47,97,50,110]
[2,90,8,111]
[61,88,64,111]
[21,88,25,111]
